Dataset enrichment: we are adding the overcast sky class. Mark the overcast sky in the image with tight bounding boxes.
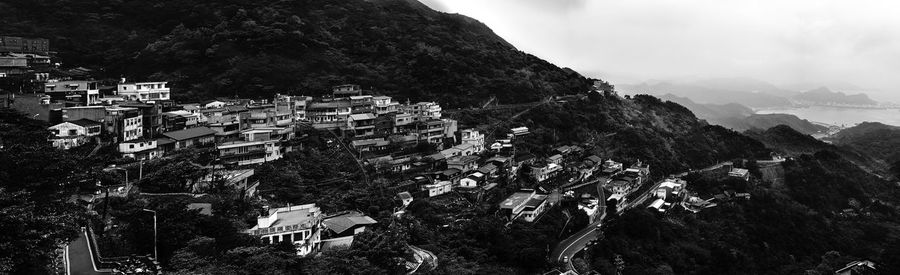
[421,0,900,101]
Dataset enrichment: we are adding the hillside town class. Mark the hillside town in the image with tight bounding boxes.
[0,35,775,275]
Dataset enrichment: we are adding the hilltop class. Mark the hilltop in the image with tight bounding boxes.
[0,0,597,106]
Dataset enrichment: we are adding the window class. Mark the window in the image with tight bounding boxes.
[68,129,77,136]
[129,144,134,149]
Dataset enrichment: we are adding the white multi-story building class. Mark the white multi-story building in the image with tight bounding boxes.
[117,81,170,102]
[248,204,324,256]
[373,96,399,116]
[402,102,442,121]
[460,129,485,153]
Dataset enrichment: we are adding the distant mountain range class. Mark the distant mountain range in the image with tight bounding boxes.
[793,87,878,106]
[659,94,827,135]
[620,78,880,108]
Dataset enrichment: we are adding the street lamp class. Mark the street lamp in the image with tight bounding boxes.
[140,209,158,260]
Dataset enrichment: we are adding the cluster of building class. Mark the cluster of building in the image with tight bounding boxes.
[247,204,378,257]
[0,36,51,79]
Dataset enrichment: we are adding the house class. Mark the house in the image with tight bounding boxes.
[195,169,258,197]
[48,119,102,149]
[548,154,563,165]
[460,129,485,153]
[397,191,414,206]
[218,140,283,166]
[447,155,479,173]
[477,163,499,178]
[118,139,159,160]
[247,204,323,256]
[347,113,376,137]
[499,189,549,222]
[510,126,529,137]
[434,169,463,185]
[117,81,170,102]
[459,172,486,188]
[530,162,563,183]
[834,260,877,275]
[655,178,686,201]
[322,211,377,239]
[728,168,750,181]
[44,80,100,106]
[648,198,666,212]
[601,159,623,175]
[201,100,227,109]
[105,106,144,142]
[160,127,216,150]
[422,181,452,197]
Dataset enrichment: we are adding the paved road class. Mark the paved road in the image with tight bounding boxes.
[66,230,111,275]
[550,177,660,270]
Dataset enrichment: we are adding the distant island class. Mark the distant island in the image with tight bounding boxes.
[792,87,879,107]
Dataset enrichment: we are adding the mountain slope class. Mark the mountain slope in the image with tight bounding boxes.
[659,94,826,135]
[0,0,596,106]
[828,122,900,178]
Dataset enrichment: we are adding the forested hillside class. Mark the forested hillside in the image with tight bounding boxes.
[0,0,598,106]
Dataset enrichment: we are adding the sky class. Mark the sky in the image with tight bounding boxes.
[420,0,900,102]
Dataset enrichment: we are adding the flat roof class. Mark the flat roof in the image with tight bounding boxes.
[500,191,533,209]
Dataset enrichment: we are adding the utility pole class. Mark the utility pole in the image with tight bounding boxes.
[141,209,158,260]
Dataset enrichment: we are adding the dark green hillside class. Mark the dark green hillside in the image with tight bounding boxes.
[0,0,597,106]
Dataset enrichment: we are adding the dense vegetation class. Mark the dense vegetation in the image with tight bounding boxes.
[587,150,900,274]
[828,122,900,180]
[0,0,596,106]
[0,108,91,273]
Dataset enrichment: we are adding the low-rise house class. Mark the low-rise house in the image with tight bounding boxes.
[118,139,159,160]
[195,169,259,197]
[44,80,100,106]
[422,181,453,197]
[655,178,686,201]
[218,140,283,166]
[247,204,323,256]
[397,192,414,206]
[117,81,170,102]
[728,168,750,181]
[48,119,102,149]
[459,172,486,188]
[834,260,877,275]
[161,127,216,150]
[321,211,377,241]
[530,162,563,183]
[548,154,563,165]
[600,159,623,175]
[648,198,666,212]
[499,189,549,222]
[447,155,479,173]
[477,163,499,179]
[460,129,485,153]
[201,100,227,109]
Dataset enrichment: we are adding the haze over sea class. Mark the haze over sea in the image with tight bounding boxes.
[757,106,900,127]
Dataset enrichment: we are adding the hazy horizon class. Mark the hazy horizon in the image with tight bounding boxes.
[421,0,900,102]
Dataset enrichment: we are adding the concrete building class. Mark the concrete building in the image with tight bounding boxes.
[48,119,101,149]
[0,36,49,54]
[44,80,100,106]
[160,127,216,150]
[499,189,549,222]
[117,81,170,102]
[460,129,485,153]
[118,139,159,160]
[248,204,324,256]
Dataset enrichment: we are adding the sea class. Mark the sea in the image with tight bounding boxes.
[755,106,900,127]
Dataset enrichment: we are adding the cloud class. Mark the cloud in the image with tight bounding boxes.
[423,0,900,101]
